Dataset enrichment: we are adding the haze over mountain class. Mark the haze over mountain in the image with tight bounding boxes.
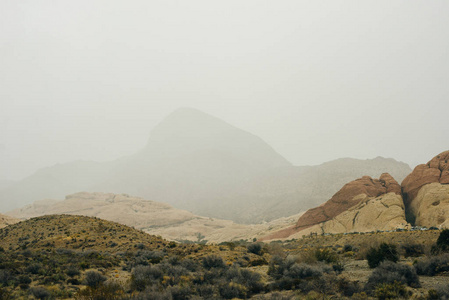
[0,108,411,223]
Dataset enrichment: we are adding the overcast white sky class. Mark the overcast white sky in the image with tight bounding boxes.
[1,0,448,180]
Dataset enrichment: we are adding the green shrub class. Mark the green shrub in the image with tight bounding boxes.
[437,229,449,251]
[202,255,226,269]
[247,243,263,255]
[414,254,449,276]
[374,281,408,300]
[367,243,399,268]
[84,270,106,288]
[366,261,420,291]
[30,286,51,300]
[315,248,339,264]
[401,243,425,258]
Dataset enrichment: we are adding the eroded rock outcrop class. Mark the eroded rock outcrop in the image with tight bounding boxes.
[408,183,449,228]
[261,173,405,240]
[402,151,449,206]
[293,193,408,237]
[294,173,401,230]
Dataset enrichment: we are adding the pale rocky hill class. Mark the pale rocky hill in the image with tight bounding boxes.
[0,108,412,223]
[0,213,19,229]
[8,192,301,243]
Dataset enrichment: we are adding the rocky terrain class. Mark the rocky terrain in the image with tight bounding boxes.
[0,109,412,223]
[0,213,19,229]
[8,192,301,243]
[402,150,449,226]
[263,151,449,241]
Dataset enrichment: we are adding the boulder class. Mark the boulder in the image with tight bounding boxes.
[410,183,449,228]
[402,151,449,206]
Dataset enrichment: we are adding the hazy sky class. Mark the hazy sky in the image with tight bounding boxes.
[1,0,448,180]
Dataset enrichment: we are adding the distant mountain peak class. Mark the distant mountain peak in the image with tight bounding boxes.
[144,108,291,168]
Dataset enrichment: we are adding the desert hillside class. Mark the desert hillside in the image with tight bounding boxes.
[8,192,302,243]
[0,213,19,229]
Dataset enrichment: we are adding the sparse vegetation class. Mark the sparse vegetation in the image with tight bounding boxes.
[366,243,399,268]
[0,214,448,299]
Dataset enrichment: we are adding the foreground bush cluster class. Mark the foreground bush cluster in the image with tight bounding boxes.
[1,229,449,299]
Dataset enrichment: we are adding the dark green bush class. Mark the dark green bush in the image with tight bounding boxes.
[202,255,226,269]
[366,261,420,292]
[437,229,449,251]
[84,270,107,288]
[131,265,163,291]
[414,254,449,276]
[30,286,51,300]
[367,243,399,268]
[219,282,247,299]
[247,243,263,255]
[26,263,42,275]
[402,243,425,258]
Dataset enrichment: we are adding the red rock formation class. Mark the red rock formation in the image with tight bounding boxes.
[260,173,401,240]
[294,173,401,230]
[401,151,449,206]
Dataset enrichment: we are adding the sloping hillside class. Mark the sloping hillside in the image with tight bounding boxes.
[8,192,302,243]
[0,213,19,229]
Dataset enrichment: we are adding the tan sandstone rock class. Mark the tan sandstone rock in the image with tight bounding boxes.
[402,151,449,206]
[410,183,449,228]
[261,173,404,240]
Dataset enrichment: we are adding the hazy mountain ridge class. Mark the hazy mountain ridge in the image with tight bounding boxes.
[0,108,412,223]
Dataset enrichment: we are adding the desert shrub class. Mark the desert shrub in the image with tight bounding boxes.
[29,286,51,300]
[332,262,344,274]
[437,229,449,251]
[402,243,425,258]
[180,259,199,272]
[131,265,163,291]
[414,253,449,276]
[67,278,80,285]
[247,243,263,255]
[26,263,42,275]
[0,270,11,286]
[268,255,334,291]
[0,287,11,300]
[225,266,263,294]
[366,261,420,292]
[374,281,408,300]
[367,243,399,268]
[18,275,31,285]
[428,284,449,300]
[338,277,362,297]
[219,282,247,299]
[344,244,353,252]
[315,248,339,264]
[202,255,226,269]
[76,281,124,300]
[84,271,107,288]
[167,285,192,300]
[66,266,81,277]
